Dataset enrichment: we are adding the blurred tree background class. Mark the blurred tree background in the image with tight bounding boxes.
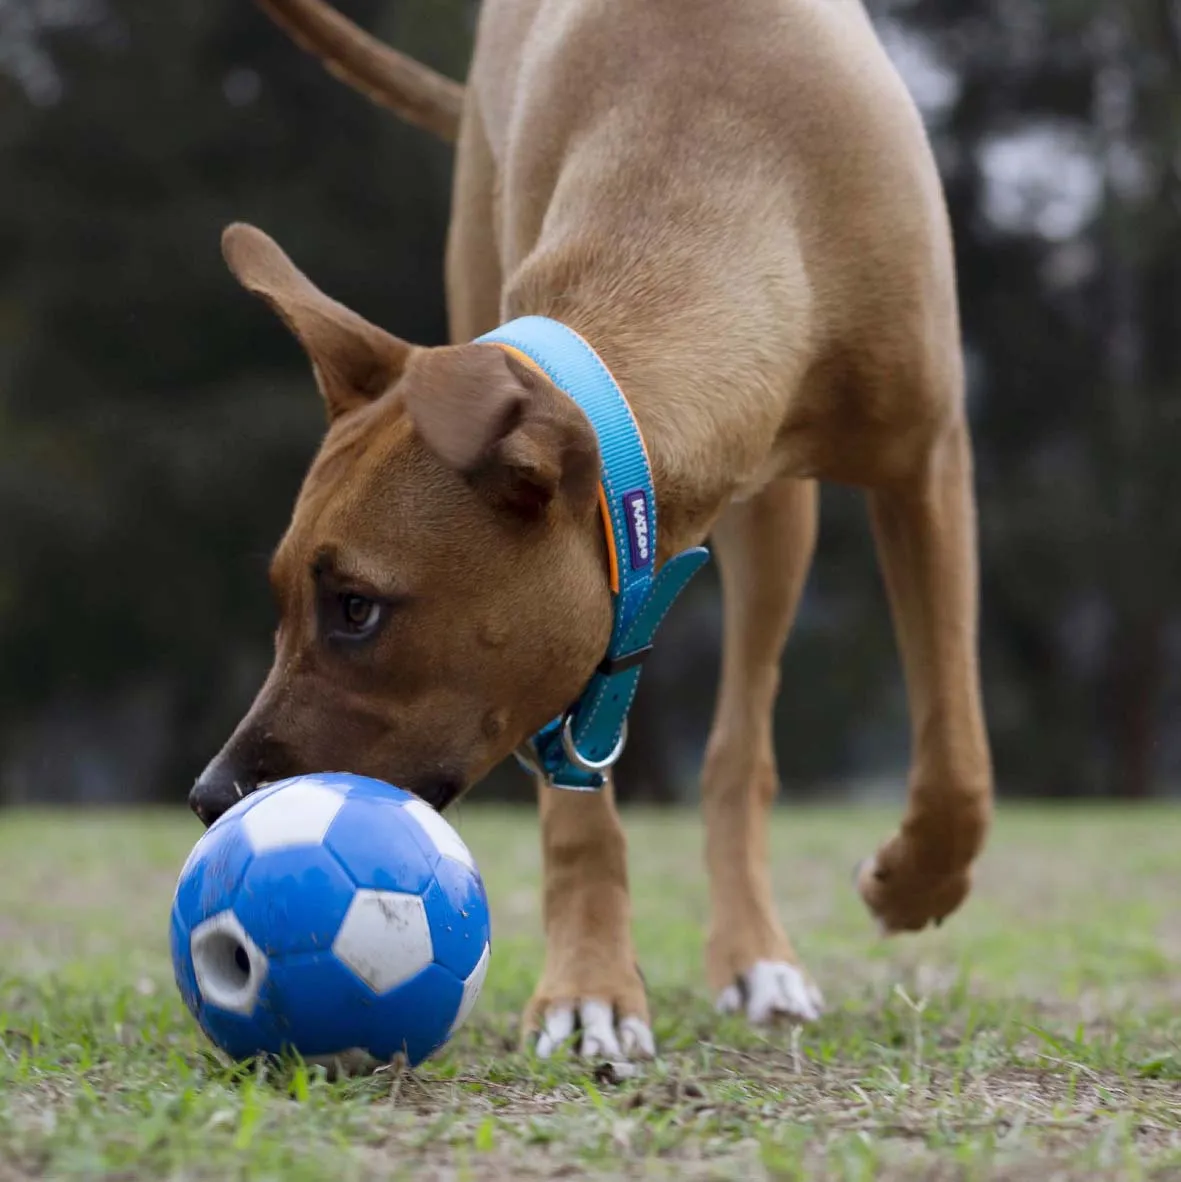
[1,0,1179,806]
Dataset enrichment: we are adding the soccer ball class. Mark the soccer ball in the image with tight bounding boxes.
[169,773,491,1070]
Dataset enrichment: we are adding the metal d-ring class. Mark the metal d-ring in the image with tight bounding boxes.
[513,740,545,780]
[560,714,628,773]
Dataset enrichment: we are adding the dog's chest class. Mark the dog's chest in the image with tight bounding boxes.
[729,452,793,505]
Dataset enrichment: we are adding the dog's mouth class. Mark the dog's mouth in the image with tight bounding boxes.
[410,772,466,814]
[192,773,463,826]
[191,756,467,824]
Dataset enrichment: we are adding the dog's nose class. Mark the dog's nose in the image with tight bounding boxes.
[189,757,253,828]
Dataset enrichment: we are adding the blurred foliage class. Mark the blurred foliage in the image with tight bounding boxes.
[0,0,1178,803]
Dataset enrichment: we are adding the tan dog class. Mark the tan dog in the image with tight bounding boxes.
[192,0,993,1058]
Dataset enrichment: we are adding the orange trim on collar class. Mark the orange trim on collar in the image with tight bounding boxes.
[491,341,621,595]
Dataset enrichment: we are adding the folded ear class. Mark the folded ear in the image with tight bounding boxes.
[403,344,601,520]
[221,222,411,421]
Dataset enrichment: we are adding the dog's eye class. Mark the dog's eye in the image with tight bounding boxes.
[338,593,382,637]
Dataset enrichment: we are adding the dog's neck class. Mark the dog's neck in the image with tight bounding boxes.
[503,234,784,558]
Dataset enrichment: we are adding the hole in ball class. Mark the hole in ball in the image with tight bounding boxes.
[190,920,267,1014]
[199,932,252,993]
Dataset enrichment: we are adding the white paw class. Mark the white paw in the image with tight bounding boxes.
[535,1000,656,1060]
[716,960,824,1024]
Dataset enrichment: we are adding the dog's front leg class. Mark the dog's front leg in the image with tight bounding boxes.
[523,779,653,1060]
[702,478,825,1024]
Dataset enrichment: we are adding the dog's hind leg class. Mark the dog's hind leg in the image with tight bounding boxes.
[856,421,993,931]
[702,476,825,1024]
[523,779,653,1060]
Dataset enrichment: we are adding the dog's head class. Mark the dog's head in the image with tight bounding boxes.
[189,224,612,824]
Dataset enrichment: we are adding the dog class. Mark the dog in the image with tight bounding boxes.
[191,0,993,1060]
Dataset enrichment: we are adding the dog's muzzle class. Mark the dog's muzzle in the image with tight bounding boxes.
[189,757,251,827]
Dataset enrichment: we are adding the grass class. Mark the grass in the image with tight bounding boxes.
[1,802,1179,1180]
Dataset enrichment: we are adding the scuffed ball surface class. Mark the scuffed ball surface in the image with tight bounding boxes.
[170,774,491,1068]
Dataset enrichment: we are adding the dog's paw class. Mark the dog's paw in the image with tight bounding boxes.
[534,999,655,1060]
[854,850,972,934]
[716,960,824,1025]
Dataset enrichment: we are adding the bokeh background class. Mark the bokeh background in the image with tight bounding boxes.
[2,0,1179,807]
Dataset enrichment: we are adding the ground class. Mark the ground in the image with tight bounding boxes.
[0,803,1178,1181]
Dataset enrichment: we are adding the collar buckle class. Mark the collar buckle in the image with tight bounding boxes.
[596,644,653,678]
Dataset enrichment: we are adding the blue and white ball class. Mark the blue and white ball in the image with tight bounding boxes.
[170,773,491,1070]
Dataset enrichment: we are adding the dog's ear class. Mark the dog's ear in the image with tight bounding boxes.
[404,344,601,520]
[221,222,411,421]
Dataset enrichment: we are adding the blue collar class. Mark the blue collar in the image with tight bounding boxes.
[476,315,710,790]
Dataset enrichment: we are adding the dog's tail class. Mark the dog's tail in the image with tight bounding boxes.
[253,0,464,143]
